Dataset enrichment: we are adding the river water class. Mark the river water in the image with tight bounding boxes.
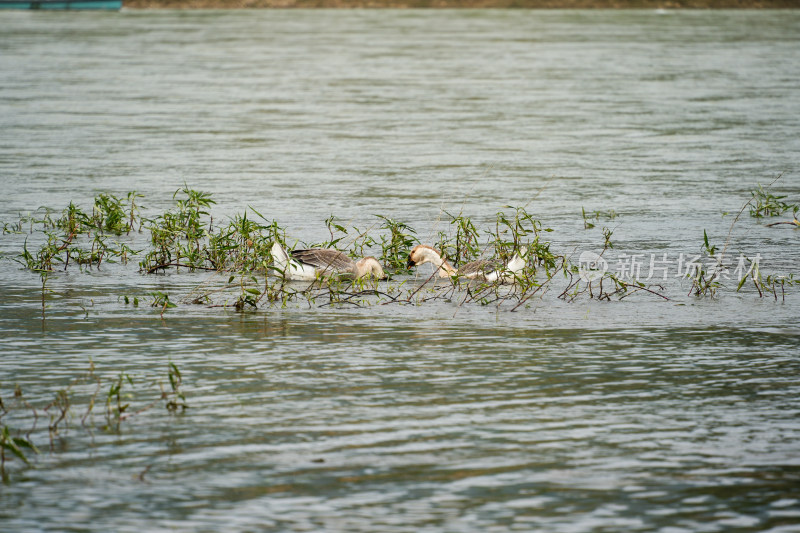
[1,8,800,532]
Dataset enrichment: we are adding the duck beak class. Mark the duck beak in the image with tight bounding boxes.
[406,256,415,268]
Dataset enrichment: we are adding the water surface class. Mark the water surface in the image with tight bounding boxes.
[1,9,800,532]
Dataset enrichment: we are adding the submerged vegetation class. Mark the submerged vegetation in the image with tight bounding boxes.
[0,361,188,481]
[749,182,796,219]
[0,180,797,482]
[683,178,800,299]
[748,177,800,228]
[2,180,798,317]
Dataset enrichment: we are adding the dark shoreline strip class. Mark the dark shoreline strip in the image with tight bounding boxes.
[123,0,800,8]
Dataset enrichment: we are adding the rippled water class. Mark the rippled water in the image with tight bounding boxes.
[1,9,800,532]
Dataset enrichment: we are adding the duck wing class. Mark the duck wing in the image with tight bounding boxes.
[290,249,355,273]
[457,259,501,278]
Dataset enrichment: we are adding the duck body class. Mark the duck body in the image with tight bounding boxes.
[271,243,386,281]
[407,244,527,284]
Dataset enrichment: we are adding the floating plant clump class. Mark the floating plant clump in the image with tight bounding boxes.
[3,182,798,314]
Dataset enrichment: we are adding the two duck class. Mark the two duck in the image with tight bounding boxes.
[271,242,527,283]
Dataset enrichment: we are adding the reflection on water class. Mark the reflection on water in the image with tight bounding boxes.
[1,9,800,532]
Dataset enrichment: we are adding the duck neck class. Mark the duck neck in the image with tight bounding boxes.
[355,257,383,279]
[422,249,456,277]
[438,258,457,277]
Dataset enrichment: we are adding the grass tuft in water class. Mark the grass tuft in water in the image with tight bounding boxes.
[0,424,39,482]
[376,215,418,272]
[749,181,797,219]
[581,206,618,229]
[0,360,191,482]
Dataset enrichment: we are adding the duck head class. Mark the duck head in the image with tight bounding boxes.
[357,257,387,280]
[407,244,440,268]
[407,245,456,277]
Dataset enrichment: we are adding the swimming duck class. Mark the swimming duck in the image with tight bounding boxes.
[406,244,527,283]
[271,242,386,281]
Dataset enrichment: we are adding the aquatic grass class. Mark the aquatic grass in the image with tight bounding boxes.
[731,254,797,301]
[165,362,188,412]
[0,360,190,482]
[142,218,201,272]
[492,207,558,281]
[92,193,129,235]
[104,372,134,432]
[760,273,799,302]
[376,215,418,272]
[521,223,667,306]
[114,362,190,425]
[38,192,143,237]
[688,266,719,298]
[140,185,216,272]
[685,230,723,298]
[15,192,146,303]
[347,223,378,259]
[493,207,574,307]
[44,389,72,441]
[142,190,285,278]
[320,273,396,308]
[2,217,26,234]
[125,191,144,234]
[150,291,177,317]
[749,181,796,219]
[232,272,262,311]
[0,424,39,482]
[581,207,618,230]
[122,294,140,307]
[435,210,481,267]
[322,214,348,249]
[765,206,800,229]
[10,186,798,312]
